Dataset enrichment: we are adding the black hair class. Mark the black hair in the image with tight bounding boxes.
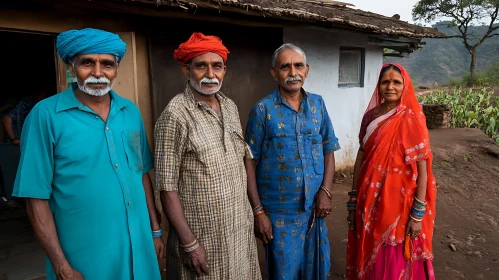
[378,64,402,84]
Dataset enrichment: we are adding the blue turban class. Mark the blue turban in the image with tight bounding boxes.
[56,28,126,63]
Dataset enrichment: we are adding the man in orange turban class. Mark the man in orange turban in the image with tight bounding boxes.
[173,32,229,64]
[154,32,261,279]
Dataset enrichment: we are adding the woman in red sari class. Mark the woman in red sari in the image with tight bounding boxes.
[346,64,437,280]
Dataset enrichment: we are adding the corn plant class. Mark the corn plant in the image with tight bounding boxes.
[421,88,499,144]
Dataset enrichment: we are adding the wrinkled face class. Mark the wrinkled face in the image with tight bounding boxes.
[379,69,404,103]
[69,54,118,96]
[182,52,226,96]
[271,49,309,94]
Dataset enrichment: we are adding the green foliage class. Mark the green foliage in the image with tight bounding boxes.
[385,21,499,86]
[413,0,499,32]
[452,63,499,86]
[407,1,499,85]
[420,88,499,143]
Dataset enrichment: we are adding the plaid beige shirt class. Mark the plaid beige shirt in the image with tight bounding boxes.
[154,85,261,279]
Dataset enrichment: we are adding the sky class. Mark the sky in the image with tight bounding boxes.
[349,0,420,24]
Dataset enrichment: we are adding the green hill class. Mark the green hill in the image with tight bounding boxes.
[385,21,499,86]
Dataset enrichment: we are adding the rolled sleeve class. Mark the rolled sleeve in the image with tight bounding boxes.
[12,107,54,199]
[319,98,340,154]
[154,110,187,192]
[245,102,266,161]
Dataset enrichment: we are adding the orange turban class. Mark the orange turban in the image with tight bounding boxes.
[173,32,230,64]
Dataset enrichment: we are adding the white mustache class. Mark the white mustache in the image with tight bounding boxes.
[200,77,220,85]
[285,75,302,83]
[84,76,111,85]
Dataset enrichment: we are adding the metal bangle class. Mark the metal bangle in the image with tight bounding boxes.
[409,214,423,222]
[254,209,265,217]
[184,242,199,253]
[253,204,264,213]
[414,196,427,206]
[320,186,332,199]
[181,239,198,248]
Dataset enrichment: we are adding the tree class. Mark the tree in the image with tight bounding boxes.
[413,0,499,85]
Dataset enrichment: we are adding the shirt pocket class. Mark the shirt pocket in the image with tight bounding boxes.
[311,135,324,175]
[121,131,144,172]
[231,130,251,159]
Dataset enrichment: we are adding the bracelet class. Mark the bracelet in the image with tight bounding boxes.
[412,202,426,210]
[346,201,357,211]
[320,186,332,199]
[348,190,357,198]
[409,214,423,223]
[152,229,163,238]
[184,241,199,253]
[410,207,426,218]
[180,239,198,248]
[414,197,427,206]
[253,204,263,213]
[182,239,200,252]
[254,209,265,218]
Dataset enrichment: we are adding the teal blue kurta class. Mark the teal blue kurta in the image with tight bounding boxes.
[12,84,160,280]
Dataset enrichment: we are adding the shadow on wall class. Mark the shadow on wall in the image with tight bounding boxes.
[147,18,283,132]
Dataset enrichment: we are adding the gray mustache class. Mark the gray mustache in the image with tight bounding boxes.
[285,76,302,83]
[85,76,110,84]
[200,77,220,85]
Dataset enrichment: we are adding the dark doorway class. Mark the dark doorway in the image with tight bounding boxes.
[148,19,283,130]
[0,30,56,280]
[0,31,57,111]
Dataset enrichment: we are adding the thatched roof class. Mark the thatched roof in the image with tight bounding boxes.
[124,0,444,38]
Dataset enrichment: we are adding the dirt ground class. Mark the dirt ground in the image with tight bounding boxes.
[308,128,499,280]
[2,128,498,280]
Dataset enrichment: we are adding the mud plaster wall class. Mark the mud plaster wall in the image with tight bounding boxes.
[283,27,383,170]
[423,104,451,129]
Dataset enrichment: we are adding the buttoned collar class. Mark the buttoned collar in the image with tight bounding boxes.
[183,83,227,110]
[56,83,129,113]
[274,87,309,105]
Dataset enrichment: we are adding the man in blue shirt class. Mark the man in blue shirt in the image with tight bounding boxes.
[2,90,47,145]
[12,28,162,280]
[245,43,340,280]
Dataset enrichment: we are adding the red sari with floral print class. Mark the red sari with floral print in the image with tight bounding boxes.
[346,64,437,280]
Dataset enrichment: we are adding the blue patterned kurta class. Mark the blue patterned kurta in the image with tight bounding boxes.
[246,88,340,280]
[7,96,36,138]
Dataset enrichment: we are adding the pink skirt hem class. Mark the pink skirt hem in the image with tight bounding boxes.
[365,240,435,280]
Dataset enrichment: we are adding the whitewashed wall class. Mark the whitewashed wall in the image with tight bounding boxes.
[283,27,384,170]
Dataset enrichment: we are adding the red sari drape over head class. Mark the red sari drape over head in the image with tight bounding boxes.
[346,64,437,279]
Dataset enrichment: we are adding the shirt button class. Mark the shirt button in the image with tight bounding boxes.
[128,201,131,205]
[95,116,98,119]
[114,164,119,168]
[105,127,109,130]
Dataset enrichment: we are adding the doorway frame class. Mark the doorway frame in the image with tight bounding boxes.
[0,28,66,93]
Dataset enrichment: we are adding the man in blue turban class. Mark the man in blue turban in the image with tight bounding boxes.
[12,28,162,280]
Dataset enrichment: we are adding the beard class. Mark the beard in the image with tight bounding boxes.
[189,74,222,96]
[78,76,114,97]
